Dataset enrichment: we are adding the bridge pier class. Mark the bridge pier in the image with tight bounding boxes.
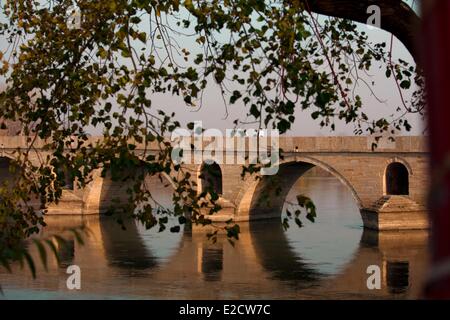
[361,195,429,230]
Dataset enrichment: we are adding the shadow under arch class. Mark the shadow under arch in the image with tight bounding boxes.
[0,156,20,189]
[249,219,324,287]
[241,156,363,220]
[197,161,224,196]
[385,162,410,195]
[99,216,160,270]
[83,161,177,214]
[97,171,182,271]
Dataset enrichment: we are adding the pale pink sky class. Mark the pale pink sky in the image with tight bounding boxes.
[0,4,425,137]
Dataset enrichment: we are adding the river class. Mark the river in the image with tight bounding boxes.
[0,176,429,299]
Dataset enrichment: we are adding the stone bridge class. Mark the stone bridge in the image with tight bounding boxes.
[0,135,430,230]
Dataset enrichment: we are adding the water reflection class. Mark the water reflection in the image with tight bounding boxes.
[281,177,363,277]
[0,177,429,299]
[99,216,158,270]
[249,221,323,286]
[386,261,410,294]
[58,240,75,268]
[200,247,223,282]
[359,228,428,298]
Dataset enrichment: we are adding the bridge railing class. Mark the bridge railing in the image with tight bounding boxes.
[0,135,428,153]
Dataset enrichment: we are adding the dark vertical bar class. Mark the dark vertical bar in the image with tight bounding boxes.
[422,0,450,299]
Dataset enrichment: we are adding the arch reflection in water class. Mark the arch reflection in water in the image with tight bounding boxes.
[99,216,183,272]
[249,221,323,286]
[58,240,76,268]
[250,172,363,287]
[98,173,183,272]
[386,261,410,294]
[360,228,427,297]
[200,246,224,282]
[100,216,159,270]
[0,175,429,299]
[285,177,363,273]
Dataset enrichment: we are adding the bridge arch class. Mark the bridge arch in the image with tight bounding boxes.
[384,157,413,175]
[384,161,410,196]
[290,156,363,208]
[0,156,20,190]
[237,156,363,219]
[83,165,176,215]
[0,155,14,167]
[382,157,412,197]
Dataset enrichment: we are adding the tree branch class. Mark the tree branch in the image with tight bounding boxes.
[305,0,420,60]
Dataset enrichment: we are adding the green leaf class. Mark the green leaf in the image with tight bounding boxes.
[214,69,225,83]
[385,69,392,78]
[295,218,303,228]
[400,80,411,89]
[250,104,261,118]
[138,32,147,43]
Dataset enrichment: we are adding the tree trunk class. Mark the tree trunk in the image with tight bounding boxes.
[421,0,450,299]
